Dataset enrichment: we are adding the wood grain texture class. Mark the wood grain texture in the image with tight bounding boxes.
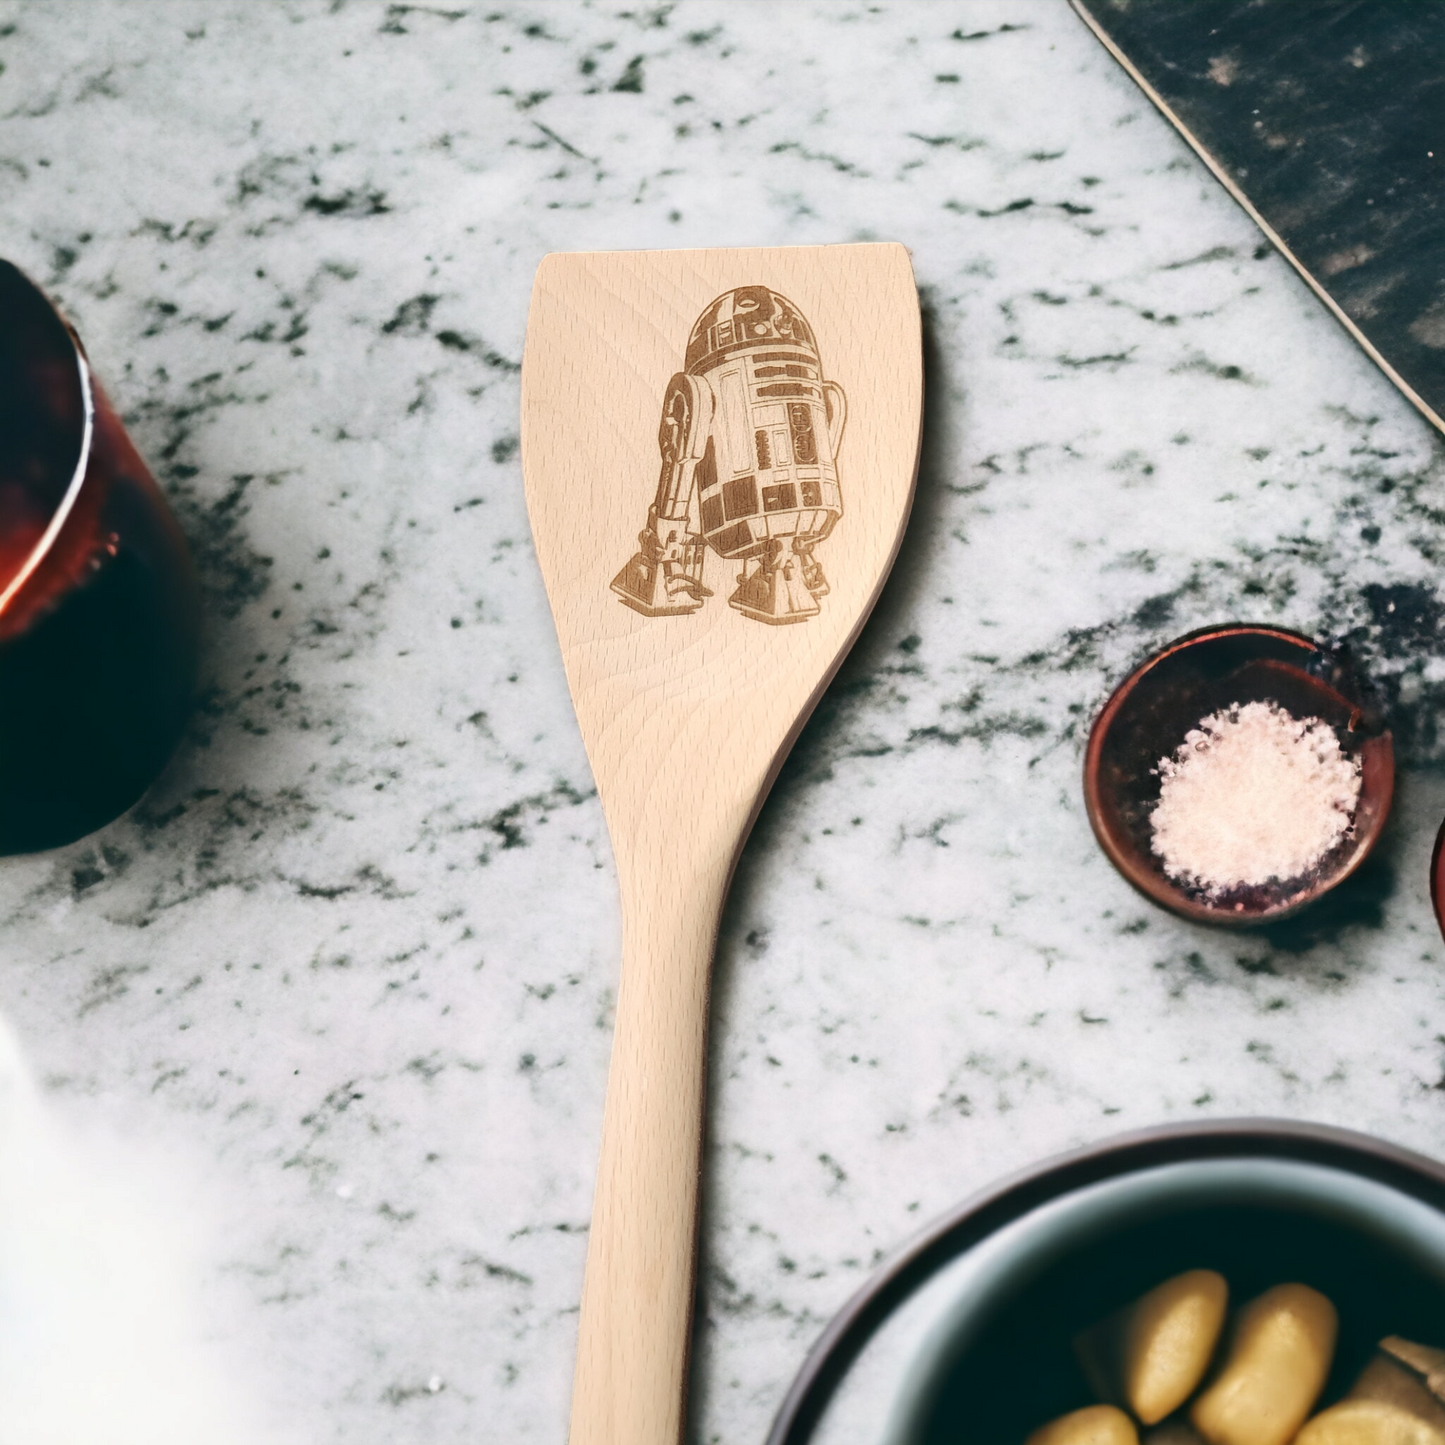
[520,243,922,1445]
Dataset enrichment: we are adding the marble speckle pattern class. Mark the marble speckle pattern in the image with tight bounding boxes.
[2,2,1445,1442]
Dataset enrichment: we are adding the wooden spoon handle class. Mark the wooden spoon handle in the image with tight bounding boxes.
[568,869,728,1445]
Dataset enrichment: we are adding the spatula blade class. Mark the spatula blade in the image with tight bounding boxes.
[522,243,923,857]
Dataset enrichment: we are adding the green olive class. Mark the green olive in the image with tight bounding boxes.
[1124,1270,1230,1424]
[1377,1336,1445,1400]
[1189,1283,1337,1445]
[1294,1400,1445,1445]
[1075,1271,1229,1423]
[1339,1337,1445,1437]
[1026,1404,1139,1445]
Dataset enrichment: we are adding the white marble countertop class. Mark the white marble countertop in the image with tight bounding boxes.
[3,2,1445,1442]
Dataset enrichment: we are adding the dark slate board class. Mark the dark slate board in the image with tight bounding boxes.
[1072,0,1445,435]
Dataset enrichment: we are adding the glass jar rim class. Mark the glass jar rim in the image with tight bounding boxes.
[0,267,95,617]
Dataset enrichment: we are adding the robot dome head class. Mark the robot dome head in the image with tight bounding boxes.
[684,286,819,372]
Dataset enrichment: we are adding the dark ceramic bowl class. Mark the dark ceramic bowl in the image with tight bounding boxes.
[1084,624,1394,926]
[767,1121,1445,1445]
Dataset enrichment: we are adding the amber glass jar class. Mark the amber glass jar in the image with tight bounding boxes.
[0,261,199,852]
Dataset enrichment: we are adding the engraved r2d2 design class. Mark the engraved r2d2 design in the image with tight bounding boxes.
[610,285,847,626]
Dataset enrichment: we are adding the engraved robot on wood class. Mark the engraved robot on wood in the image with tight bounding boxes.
[611,285,847,625]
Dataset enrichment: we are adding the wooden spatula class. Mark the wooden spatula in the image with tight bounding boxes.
[521,243,922,1445]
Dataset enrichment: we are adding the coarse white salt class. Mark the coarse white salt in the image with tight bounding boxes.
[1150,699,1361,892]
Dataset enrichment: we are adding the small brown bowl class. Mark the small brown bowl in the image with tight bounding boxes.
[1084,624,1394,926]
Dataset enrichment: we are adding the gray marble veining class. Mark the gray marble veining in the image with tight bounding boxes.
[2,2,1444,1442]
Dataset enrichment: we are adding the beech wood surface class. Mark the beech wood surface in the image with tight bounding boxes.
[520,242,922,1445]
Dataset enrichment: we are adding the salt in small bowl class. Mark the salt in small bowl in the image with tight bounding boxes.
[1083,623,1393,926]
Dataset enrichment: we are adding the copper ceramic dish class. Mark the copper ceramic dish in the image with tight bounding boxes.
[1083,624,1393,926]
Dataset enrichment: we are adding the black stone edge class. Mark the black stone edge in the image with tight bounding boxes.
[1066,0,1445,440]
[763,1118,1445,1445]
